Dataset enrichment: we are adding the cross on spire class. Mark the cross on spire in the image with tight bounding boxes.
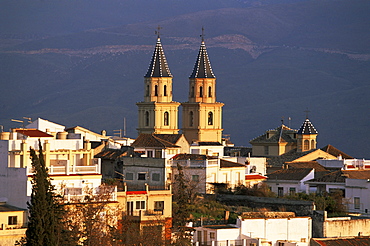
[155,25,162,38]
[304,108,310,119]
[200,27,205,42]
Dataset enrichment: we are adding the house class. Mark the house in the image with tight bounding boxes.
[170,154,247,194]
[310,236,370,246]
[118,184,172,243]
[0,201,27,245]
[249,118,318,157]
[266,168,315,196]
[0,120,104,209]
[193,212,311,246]
[305,170,370,214]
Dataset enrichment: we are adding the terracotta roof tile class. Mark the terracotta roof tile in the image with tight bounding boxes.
[15,129,53,138]
[311,236,370,246]
[220,159,245,168]
[321,144,353,159]
[267,168,313,181]
[131,134,181,148]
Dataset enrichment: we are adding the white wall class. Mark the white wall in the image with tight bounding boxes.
[345,179,370,213]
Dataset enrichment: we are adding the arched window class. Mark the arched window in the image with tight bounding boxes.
[199,86,203,97]
[146,85,150,97]
[304,140,309,150]
[311,140,315,149]
[191,86,195,97]
[145,111,150,126]
[164,85,167,96]
[189,111,194,127]
[154,85,158,96]
[208,86,212,97]
[208,111,213,125]
[164,112,169,126]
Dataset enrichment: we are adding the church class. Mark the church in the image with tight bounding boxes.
[136,30,224,146]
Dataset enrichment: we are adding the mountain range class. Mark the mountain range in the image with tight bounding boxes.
[0,0,369,158]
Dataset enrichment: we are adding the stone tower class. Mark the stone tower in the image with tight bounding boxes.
[136,36,180,134]
[297,118,318,152]
[181,34,224,143]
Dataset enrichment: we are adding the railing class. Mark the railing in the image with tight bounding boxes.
[27,162,100,175]
[0,223,27,230]
[63,186,117,203]
[193,240,246,246]
[123,209,164,217]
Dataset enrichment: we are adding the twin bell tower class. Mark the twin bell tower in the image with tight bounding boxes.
[136,29,224,144]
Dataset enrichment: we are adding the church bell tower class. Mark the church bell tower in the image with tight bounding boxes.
[181,29,224,143]
[137,30,180,134]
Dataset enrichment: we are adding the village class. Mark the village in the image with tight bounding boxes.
[0,34,369,246]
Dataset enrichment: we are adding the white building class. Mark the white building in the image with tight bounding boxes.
[0,119,106,209]
[193,212,311,246]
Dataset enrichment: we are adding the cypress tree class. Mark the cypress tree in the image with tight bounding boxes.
[25,141,63,246]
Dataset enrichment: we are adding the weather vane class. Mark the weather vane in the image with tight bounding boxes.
[155,25,162,38]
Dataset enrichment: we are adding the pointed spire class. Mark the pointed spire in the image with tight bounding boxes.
[189,28,215,78]
[298,118,318,134]
[145,29,172,78]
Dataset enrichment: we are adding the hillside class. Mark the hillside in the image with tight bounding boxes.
[0,0,369,158]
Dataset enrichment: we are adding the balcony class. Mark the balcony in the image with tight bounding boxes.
[27,158,101,176]
[63,186,117,203]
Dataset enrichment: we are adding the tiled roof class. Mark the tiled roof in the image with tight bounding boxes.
[15,129,53,138]
[297,118,318,134]
[0,203,26,212]
[171,153,209,160]
[249,125,297,144]
[285,161,328,172]
[245,174,267,180]
[311,236,370,246]
[220,159,245,168]
[267,168,313,181]
[145,37,172,77]
[131,134,180,148]
[321,144,353,159]
[189,40,215,78]
[307,170,346,183]
[94,148,134,160]
[267,148,316,168]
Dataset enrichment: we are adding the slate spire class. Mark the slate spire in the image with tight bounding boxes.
[298,118,318,134]
[145,37,172,77]
[189,31,215,78]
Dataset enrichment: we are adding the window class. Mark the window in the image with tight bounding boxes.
[264,146,269,155]
[192,175,199,182]
[278,187,284,197]
[126,172,134,180]
[164,85,167,96]
[152,173,160,181]
[145,111,150,126]
[354,197,360,209]
[304,140,309,150]
[311,140,315,149]
[154,85,158,96]
[208,111,213,125]
[199,86,203,97]
[197,231,202,242]
[146,85,150,96]
[210,232,215,239]
[138,173,146,180]
[164,111,169,126]
[136,201,145,210]
[289,187,296,195]
[191,86,195,97]
[147,151,153,158]
[189,111,194,127]
[154,201,164,211]
[208,86,212,97]
[8,216,17,226]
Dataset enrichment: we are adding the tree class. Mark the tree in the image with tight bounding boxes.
[25,141,65,246]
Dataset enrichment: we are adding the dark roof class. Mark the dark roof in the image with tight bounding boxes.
[131,134,181,148]
[297,118,318,134]
[15,129,53,138]
[285,161,330,179]
[311,236,370,246]
[267,168,313,181]
[0,203,26,212]
[94,148,135,160]
[224,147,252,157]
[172,153,209,160]
[196,141,223,146]
[189,40,215,78]
[145,38,172,77]
[307,170,346,183]
[250,125,297,144]
[267,148,316,168]
[321,144,353,159]
[220,159,245,168]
